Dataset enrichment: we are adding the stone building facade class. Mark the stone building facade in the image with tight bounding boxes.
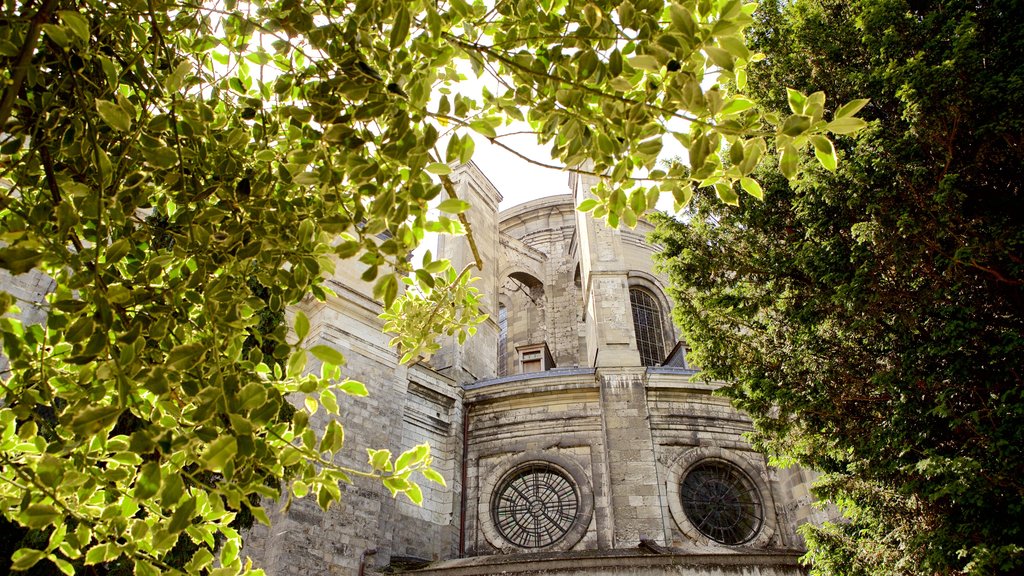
[239,161,826,575]
[0,160,824,574]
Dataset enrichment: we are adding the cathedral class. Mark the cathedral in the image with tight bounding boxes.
[238,162,828,575]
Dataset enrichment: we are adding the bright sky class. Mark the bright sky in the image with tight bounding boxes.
[471,129,687,213]
[469,133,572,210]
[451,63,690,213]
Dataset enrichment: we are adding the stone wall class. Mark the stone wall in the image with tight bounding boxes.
[0,268,54,373]
[498,195,582,370]
[406,550,806,576]
[462,369,808,561]
[243,266,467,573]
[0,159,837,576]
[391,365,463,561]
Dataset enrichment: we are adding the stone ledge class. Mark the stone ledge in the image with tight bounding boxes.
[464,367,597,391]
[394,549,805,575]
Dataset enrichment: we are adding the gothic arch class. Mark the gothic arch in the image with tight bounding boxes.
[626,271,676,366]
[626,271,673,317]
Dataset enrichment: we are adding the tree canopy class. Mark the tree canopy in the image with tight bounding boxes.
[652,0,1024,574]
[0,0,866,574]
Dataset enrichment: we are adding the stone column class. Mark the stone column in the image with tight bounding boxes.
[433,161,503,384]
[571,172,641,368]
[598,368,668,546]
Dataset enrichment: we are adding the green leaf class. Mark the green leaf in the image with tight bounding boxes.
[389,5,410,49]
[95,99,131,132]
[11,548,46,571]
[740,177,763,199]
[105,238,130,264]
[294,310,310,342]
[781,114,811,136]
[826,116,868,135]
[469,120,497,138]
[609,48,623,77]
[84,544,115,566]
[133,559,159,576]
[714,183,739,206]
[704,46,734,71]
[70,405,122,437]
[40,24,68,48]
[810,135,837,171]
[437,198,470,214]
[53,557,75,576]
[422,468,446,487]
[167,496,197,534]
[238,382,268,411]
[720,97,756,116]
[403,482,423,505]
[58,11,89,42]
[779,144,799,180]
[159,473,184,507]
[0,247,43,275]
[0,243,42,276]
[835,98,870,119]
[629,55,660,71]
[373,275,398,307]
[166,343,205,370]
[134,462,161,499]
[321,420,344,453]
[163,60,192,93]
[622,207,637,227]
[383,476,409,495]
[577,198,599,212]
[609,77,633,92]
[339,379,368,397]
[368,448,392,471]
[395,443,429,472]
[320,389,339,414]
[786,88,807,114]
[459,134,476,163]
[201,436,237,473]
[669,3,695,37]
[445,134,462,163]
[671,182,693,209]
[21,504,60,529]
[423,259,449,274]
[310,345,345,366]
[637,137,662,156]
[426,163,452,175]
[287,349,307,378]
[142,146,177,168]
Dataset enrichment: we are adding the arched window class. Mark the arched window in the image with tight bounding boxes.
[497,304,508,377]
[629,287,666,366]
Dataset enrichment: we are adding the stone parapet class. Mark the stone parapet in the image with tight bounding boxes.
[402,549,806,575]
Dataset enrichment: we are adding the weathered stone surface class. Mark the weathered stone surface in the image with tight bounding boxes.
[0,160,831,576]
[404,549,807,576]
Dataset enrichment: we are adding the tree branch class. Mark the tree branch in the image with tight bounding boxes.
[0,0,58,130]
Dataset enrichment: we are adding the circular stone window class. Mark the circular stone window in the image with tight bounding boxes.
[680,460,764,545]
[491,462,580,548]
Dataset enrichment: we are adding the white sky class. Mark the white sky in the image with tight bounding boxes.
[468,133,573,210]
[469,128,687,213]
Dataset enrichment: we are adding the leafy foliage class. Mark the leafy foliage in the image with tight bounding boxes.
[652,1,1024,574]
[0,0,863,574]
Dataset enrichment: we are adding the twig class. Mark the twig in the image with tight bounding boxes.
[434,162,485,272]
[0,0,58,130]
[39,147,85,253]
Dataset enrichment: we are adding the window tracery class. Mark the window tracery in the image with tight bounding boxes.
[629,287,667,366]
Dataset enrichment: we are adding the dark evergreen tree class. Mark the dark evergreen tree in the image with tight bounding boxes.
[652,1,1024,573]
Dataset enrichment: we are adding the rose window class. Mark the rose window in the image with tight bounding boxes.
[680,460,763,545]
[492,463,580,548]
